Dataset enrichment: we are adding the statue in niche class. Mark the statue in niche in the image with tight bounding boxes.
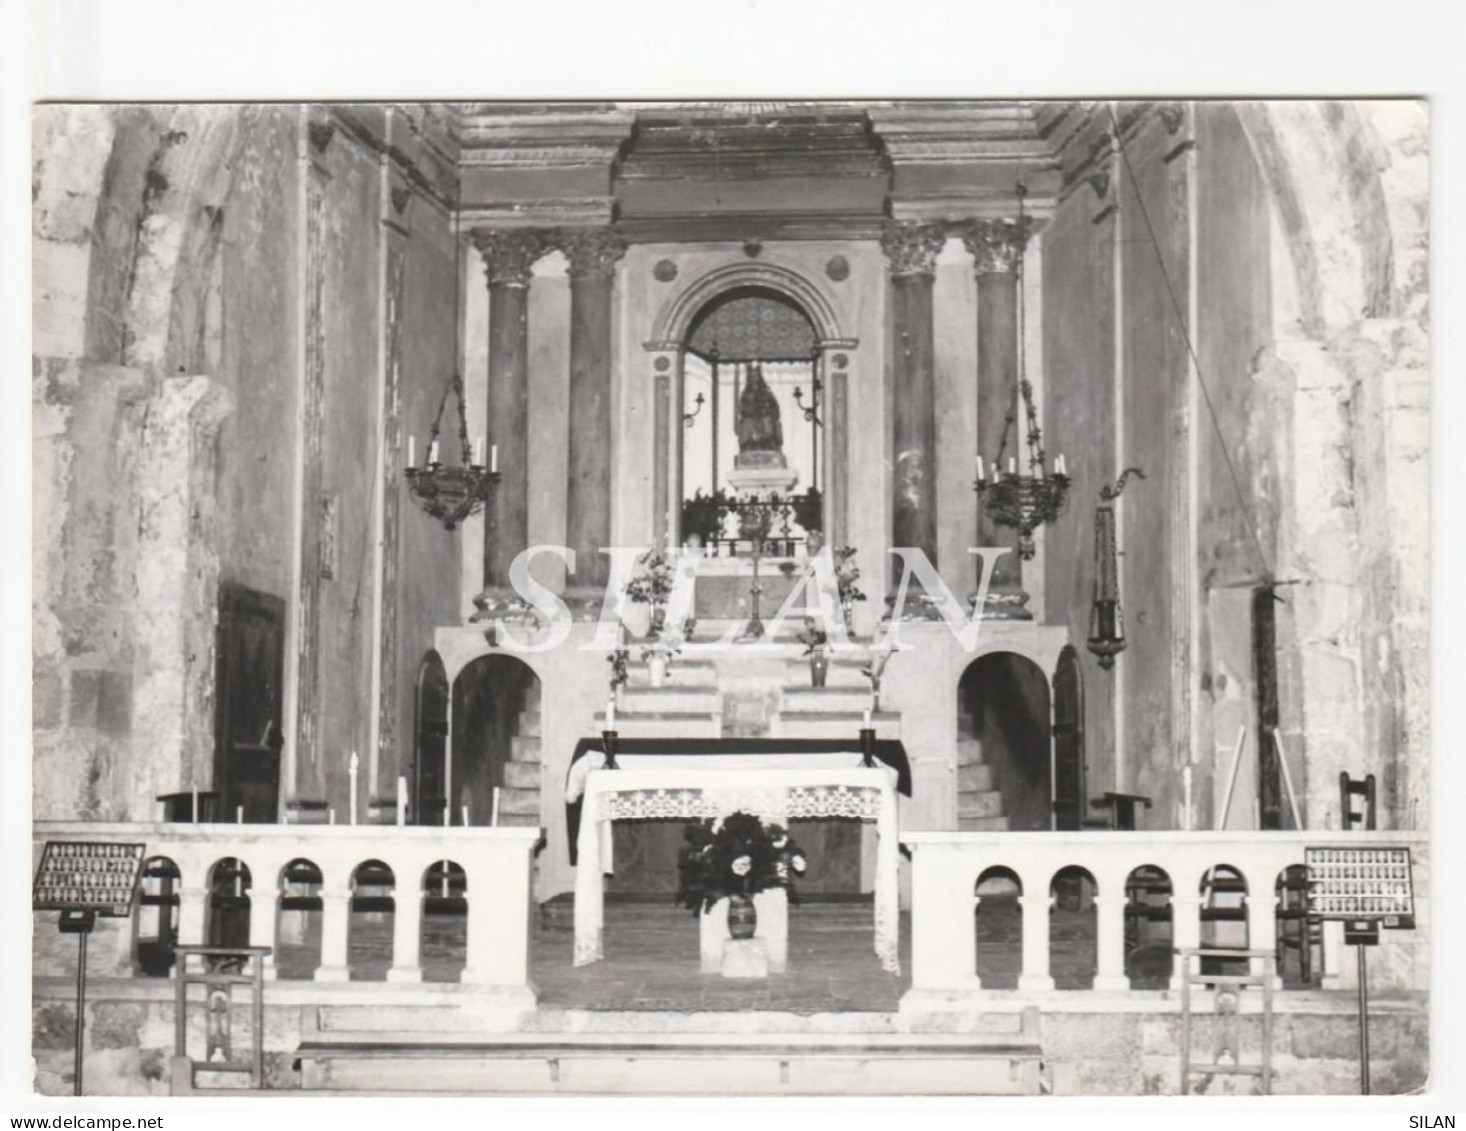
[734,363,786,468]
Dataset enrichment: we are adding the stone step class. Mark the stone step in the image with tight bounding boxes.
[780,687,871,714]
[960,815,1010,832]
[956,762,994,791]
[595,712,723,739]
[518,712,542,739]
[510,735,541,764]
[498,788,541,817]
[774,711,900,740]
[957,790,1005,820]
[503,761,542,790]
[624,661,718,688]
[618,687,722,715]
[956,738,984,767]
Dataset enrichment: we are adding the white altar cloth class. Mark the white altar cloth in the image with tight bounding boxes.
[569,755,900,973]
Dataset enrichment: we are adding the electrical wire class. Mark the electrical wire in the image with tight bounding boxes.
[1106,102,1275,583]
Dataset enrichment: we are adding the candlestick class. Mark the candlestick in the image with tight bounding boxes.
[397,776,407,826]
[491,786,501,827]
[408,435,415,467]
[490,443,498,473]
[348,750,359,827]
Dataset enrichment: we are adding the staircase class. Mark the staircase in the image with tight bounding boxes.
[957,710,1009,831]
[498,683,543,827]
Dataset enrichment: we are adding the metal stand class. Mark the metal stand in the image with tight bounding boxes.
[859,727,877,769]
[601,729,620,771]
[1345,918,1379,1094]
[739,546,766,642]
[60,910,96,1096]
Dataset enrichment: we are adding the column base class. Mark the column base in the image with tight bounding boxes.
[1017,973,1055,992]
[897,984,986,1014]
[969,585,1033,621]
[385,966,423,984]
[1092,974,1132,992]
[312,965,352,983]
[469,587,546,627]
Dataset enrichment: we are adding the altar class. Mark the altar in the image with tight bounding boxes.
[565,750,903,974]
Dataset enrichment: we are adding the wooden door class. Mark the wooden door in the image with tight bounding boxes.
[212,584,285,822]
[413,653,449,826]
[1052,646,1085,831]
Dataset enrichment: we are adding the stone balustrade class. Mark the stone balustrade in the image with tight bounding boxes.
[900,829,1428,1011]
[32,821,540,1003]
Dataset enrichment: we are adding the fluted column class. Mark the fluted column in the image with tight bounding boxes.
[559,228,626,614]
[880,222,946,596]
[471,229,543,595]
[964,218,1033,619]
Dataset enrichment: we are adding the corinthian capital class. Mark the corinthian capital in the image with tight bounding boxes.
[470,228,545,288]
[880,222,947,279]
[961,218,1033,276]
[557,227,628,280]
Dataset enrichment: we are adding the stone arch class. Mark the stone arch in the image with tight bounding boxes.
[957,651,1053,832]
[650,260,847,347]
[449,653,544,827]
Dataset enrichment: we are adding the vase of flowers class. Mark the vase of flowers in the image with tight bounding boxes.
[625,544,677,640]
[675,811,807,939]
[798,615,829,688]
[833,546,866,634]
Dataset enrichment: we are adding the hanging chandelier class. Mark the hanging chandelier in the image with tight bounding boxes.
[404,182,500,530]
[973,183,1071,560]
[1087,468,1145,668]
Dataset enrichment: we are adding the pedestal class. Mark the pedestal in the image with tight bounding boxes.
[721,939,769,978]
[699,889,788,973]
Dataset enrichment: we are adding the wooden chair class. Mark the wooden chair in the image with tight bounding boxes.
[1339,773,1377,830]
[1273,864,1318,985]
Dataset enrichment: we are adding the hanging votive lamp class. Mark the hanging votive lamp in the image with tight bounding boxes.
[1086,468,1144,668]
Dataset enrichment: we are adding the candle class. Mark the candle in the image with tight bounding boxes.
[976,455,985,481]
[397,776,407,826]
[606,697,616,731]
[473,437,483,467]
[348,750,359,826]
[236,805,244,824]
[443,807,450,827]
[328,807,335,825]
[462,804,470,827]
[1007,457,1016,475]
[191,789,199,825]
[408,435,415,466]
[491,786,501,827]
[862,708,872,730]
[1056,454,1067,476]
[428,440,440,465]
[490,444,498,473]
[1182,765,1193,832]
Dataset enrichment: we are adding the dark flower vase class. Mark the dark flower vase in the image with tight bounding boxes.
[810,653,829,687]
[727,893,757,940]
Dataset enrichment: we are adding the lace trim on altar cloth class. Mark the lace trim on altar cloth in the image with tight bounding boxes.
[593,784,884,825]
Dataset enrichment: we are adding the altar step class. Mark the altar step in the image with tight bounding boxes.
[618,686,722,714]
[594,710,723,739]
[774,711,900,740]
[780,687,871,713]
[295,1016,1044,1095]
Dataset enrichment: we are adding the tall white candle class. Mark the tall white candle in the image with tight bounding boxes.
[862,708,872,730]
[1007,457,1016,475]
[236,805,244,824]
[348,750,359,826]
[606,697,616,731]
[328,807,335,825]
[443,806,450,827]
[462,804,470,828]
[1056,454,1067,476]
[976,455,985,481]
[1182,764,1193,832]
[397,776,407,826]
[474,437,483,466]
[490,444,498,473]
[408,435,415,466]
[491,786,501,827]
[428,440,440,465]
[191,789,199,825]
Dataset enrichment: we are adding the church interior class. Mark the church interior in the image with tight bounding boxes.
[30,99,1430,1096]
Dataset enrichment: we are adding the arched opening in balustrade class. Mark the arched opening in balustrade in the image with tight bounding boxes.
[1049,865,1097,989]
[134,855,180,977]
[349,859,396,981]
[1199,864,1249,976]
[275,857,323,980]
[450,654,541,829]
[974,866,1022,989]
[1275,863,1318,987]
[1124,865,1174,988]
[421,860,467,983]
[411,650,449,826]
[957,653,1052,831]
[206,857,252,953]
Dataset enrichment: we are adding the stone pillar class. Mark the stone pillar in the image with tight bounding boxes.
[471,229,543,596]
[1017,887,1055,991]
[880,222,946,603]
[1250,887,1280,988]
[314,885,352,982]
[559,228,626,614]
[387,891,424,983]
[176,884,209,950]
[1169,892,1202,991]
[1092,891,1130,991]
[248,887,279,980]
[964,218,1033,619]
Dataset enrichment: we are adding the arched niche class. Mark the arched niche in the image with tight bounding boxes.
[449,653,543,827]
[957,651,1054,831]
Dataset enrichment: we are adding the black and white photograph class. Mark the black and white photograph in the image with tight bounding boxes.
[9,0,1460,1114]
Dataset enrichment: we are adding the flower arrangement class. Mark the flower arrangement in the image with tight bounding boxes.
[832,546,866,627]
[624,545,677,638]
[796,615,829,656]
[675,811,807,916]
[607,645,629,691]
